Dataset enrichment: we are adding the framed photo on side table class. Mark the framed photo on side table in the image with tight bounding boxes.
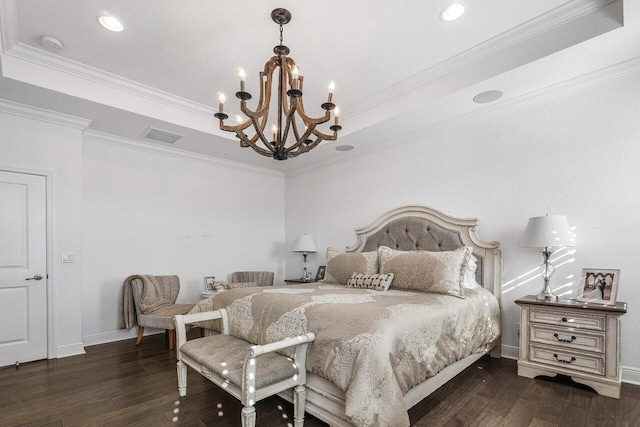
[315,265,326,281]
[577,268,619,305]
[203,276,216,293]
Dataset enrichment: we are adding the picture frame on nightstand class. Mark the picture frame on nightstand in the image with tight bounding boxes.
[577,268,619,305]
[315,265,326,281]
[203,276,216,292]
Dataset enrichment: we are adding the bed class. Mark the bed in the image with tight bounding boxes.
[196,205,502,426]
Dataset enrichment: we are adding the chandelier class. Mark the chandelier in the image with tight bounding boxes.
[214,8,341,160]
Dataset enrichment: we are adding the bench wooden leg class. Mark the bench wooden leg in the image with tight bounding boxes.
[135,326,144,345]
[168,329,176,350]
[293,384,306,426]
[177,360,187,397]
[241,406,256,427]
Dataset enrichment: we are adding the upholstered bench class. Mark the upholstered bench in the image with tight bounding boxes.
[174,309,315,427]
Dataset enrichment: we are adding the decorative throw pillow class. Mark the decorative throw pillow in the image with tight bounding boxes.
[323,247,378,285]
[378,246,473,298]
[346,272,394,292]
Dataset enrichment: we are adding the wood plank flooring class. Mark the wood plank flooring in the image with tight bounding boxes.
[1,332,639,426]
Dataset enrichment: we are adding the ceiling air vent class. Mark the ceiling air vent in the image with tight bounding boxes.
[141,127,182,144]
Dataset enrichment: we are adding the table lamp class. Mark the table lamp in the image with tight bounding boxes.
[292,234,317,280]
[521,215,576,301]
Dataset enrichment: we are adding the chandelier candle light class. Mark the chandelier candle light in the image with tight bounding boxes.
[214,8,341,160]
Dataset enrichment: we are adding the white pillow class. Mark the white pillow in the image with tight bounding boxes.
[463,255,482,289]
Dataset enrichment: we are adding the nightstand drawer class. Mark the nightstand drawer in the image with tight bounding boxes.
[530,308,605,331]
[530,344,605,376]
[530,325,605,353]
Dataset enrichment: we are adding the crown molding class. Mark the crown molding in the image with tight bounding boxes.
[0,98,92,129]
[6,42,215,119]
[286,55,640,178]
[345,0,619,120]
[83,129,284,178]
[0,1,214,120]
[0,0,19,52]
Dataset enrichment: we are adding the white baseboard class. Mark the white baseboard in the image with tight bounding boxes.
[56,342,86,358]
[501,344,519,360]
[622,365,640,385]
[502,344,640,385]
[82,328,163,347]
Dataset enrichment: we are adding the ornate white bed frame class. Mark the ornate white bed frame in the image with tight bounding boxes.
[279,205,502,426]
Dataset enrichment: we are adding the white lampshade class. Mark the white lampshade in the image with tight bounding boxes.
[521,215,576,248]
[292,234,317,253]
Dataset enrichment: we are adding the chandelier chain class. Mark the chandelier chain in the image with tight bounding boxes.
[279,24,283,45]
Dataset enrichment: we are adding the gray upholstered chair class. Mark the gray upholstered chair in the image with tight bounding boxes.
[231,271,275,287]
[130,275,194,349]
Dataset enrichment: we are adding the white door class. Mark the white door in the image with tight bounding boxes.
[0,171,47,367]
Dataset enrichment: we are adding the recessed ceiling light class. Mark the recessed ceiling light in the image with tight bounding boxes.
[40,35,63,50]
[473,90,503,104]
[335,145,354,152]
[97,15,124,32]
[440,3,465,21]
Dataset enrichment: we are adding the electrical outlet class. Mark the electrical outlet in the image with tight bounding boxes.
[184,229,190,238]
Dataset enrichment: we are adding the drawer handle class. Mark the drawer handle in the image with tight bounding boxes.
[561,317,568,322]
[554,333,576,343]
[553,354,576,364]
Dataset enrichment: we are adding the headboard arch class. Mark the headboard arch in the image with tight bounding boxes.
[345,205,502,306]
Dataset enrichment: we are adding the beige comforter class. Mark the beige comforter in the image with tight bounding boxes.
[192,283,500,427]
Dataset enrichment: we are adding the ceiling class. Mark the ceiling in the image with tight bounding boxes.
[1,0,638,173]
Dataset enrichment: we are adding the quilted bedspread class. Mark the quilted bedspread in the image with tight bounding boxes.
[190,283,500,427]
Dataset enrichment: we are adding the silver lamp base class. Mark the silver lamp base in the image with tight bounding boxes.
[536,288,559,301]
[536,275,558,301]
[536,249,558,301]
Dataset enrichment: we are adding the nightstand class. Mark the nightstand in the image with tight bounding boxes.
[284,279,315,285]
[200,289,225,299]
[515,295,627,398]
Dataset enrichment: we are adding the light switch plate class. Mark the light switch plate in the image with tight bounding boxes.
[61,252,75,263]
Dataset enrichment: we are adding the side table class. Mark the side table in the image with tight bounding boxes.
[515,295,627,398]
[284,279,315,285]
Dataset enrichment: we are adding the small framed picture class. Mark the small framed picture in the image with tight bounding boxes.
[315,265,326,281]
[577,268,619,305]
[203,276,216,292]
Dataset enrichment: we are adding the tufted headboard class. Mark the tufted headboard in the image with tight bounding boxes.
[345,205,502,305]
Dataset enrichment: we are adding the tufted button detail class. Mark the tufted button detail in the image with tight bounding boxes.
[427,227,430,231]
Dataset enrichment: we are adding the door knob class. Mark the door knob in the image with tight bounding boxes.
[26,275,43,281]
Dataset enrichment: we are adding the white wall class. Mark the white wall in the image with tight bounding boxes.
[285,74,640,378]
[0,107,86,358]
[81,136,286,344]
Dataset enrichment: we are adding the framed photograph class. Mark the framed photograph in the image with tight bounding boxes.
[203,276,216,292]
[315,265,326,281]
[577,268,619,305]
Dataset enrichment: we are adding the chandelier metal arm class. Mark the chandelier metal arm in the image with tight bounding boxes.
[235,131,273,157]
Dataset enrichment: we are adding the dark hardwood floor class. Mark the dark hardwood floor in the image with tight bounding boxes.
[1,332,639,426]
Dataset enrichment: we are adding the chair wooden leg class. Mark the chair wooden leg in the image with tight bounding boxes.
[293,384,306,426]
[241,406,256,427]
[168,329,176,350]
[177,360,187,397]
[135,326,144,345]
